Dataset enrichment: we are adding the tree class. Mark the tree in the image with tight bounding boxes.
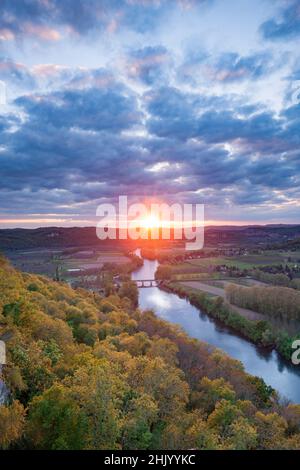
[119,281,139,307]
[126,356,189,419]
[147,337,179,366]
[115,332,151,356]
[63,358,126,449]
[26,384,88,450]
[155,265,173,280]
[255,411,288,449]
[10,342,55,402]
[207,400,242,435]
[226,416,257,450]
[0,400,25,449]
[284,404,300,434]
[122,393,158,449]
[185,413,219,450]
[194,377,236,413]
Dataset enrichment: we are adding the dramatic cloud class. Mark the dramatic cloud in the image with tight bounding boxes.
[1,78,299,219]
[0,0,299,225]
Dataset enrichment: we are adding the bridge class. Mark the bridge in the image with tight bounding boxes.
[133,279,161,288]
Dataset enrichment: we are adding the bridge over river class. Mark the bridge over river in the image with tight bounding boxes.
[133,279,162,288]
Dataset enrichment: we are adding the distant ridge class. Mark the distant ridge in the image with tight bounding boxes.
[1,224,300,250]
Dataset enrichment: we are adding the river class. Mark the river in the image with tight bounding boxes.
[131,250,300,403]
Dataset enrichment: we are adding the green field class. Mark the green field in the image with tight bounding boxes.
[181,250,300,271]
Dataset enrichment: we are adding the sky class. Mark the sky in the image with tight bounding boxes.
[0,0,300,228]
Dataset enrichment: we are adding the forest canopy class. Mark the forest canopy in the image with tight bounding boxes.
[1,254,300,450]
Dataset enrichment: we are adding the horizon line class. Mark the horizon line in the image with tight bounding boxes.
[1,222,300,231]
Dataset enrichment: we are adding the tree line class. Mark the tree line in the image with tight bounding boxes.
[225,283,300,321]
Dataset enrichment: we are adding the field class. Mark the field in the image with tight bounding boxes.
[187,251,300,270]
[4,247,130,280]
[62,251,129,272]
[161,249,300,279]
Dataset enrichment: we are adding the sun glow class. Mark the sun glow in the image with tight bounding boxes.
[139,214,161,229]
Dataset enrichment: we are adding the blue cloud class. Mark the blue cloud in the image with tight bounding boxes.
[15,86,142,132]
[0,57,36,90]
[127,46,170,85]
[145,86,283,144]
[177,50,276,84]
[261,1,300,41]
[0,0,211,40]
[211,52,274,82]
[177,49,208,84]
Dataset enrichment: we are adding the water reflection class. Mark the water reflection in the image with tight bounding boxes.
[132,251,300,403]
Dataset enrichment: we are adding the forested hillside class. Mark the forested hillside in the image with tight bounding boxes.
[1,255,300,450]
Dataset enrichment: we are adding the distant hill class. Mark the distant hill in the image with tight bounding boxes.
[0,224,300,250]
[0,227,101,250]
[205,224,300,246]
[267,236,300,251]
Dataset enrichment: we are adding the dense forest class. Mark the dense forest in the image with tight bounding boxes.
[1,255,300,450]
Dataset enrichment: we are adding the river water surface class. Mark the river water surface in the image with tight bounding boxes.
[131,250,300,403]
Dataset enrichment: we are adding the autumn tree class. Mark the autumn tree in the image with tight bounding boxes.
[0,400,25,449]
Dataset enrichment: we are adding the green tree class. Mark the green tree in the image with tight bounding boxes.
[122,393,158,449]
[207,399,242,435]
[27,384,88,449]
[119,281,139,307]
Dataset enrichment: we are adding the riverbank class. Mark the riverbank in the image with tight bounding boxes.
[178,280,265,321]
[161,281,300,363]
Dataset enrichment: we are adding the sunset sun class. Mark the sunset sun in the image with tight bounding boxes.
[140,214,161,229]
